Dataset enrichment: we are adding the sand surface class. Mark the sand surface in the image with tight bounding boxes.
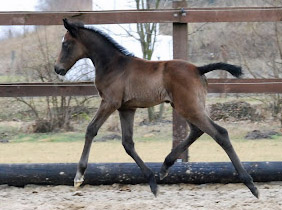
[1,182,282,210]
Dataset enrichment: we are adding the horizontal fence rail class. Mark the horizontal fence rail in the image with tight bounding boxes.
[0,82,98,97]
[1,79,282,97]
[0,7,281,25]
[208,79,282,93]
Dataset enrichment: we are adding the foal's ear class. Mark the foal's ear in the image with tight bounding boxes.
[63,18,79,38]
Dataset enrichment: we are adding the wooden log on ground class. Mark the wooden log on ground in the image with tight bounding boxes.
[0,162,281,187]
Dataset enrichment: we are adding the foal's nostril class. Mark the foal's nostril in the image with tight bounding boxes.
[54,66,60,74]
[54,66,66,76]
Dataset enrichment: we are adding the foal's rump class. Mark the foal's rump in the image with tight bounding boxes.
[163,61,242,119]
[163,60,242,93]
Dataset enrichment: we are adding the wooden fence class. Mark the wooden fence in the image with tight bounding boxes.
[1,5,282,161]
[2,79,282,97]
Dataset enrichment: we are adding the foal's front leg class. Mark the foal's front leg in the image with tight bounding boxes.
[74,100,117,188]
[119,109,158,196]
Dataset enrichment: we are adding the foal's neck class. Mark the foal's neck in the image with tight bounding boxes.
[81,30,129,76]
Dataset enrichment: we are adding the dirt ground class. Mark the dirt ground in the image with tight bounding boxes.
[0,182,282,210]
[1,115,282,210]
[1,138,282,163]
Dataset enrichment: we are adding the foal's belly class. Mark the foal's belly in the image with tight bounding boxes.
[122,87,170,109]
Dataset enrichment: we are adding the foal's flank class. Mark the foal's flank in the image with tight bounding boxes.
[54,18,259,198]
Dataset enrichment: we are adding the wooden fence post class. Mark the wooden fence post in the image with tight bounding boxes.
[172,1,188,162]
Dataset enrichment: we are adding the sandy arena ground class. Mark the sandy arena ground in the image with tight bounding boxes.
[0,182,282,210]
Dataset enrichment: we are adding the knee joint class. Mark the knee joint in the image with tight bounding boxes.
[217,127,228,137]
[122,140,134,154]
[86,126,97,139]
[214,129,233,150]
[215,127,229,141]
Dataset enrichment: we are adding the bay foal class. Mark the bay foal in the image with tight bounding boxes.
[54,19,259,198]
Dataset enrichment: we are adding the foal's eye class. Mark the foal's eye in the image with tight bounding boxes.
[62,42,69,48]
[63,43,72,51]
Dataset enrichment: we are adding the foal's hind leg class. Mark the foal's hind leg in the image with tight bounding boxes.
[119,109,158,196]
[74,100,117,188]
[160,123,203,180]
[193,116,259,198]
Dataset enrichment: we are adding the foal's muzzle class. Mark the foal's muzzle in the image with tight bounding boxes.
[54,65,67,76]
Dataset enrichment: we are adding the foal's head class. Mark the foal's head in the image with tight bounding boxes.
[54,19,87,76]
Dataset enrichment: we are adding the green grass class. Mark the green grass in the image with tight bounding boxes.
[9,130,172,144]
[9,126,282,144]
[10,132,85,143]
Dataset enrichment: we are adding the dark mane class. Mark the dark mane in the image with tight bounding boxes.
[79,25,135,57]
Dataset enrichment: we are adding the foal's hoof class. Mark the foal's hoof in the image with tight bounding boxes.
[151,185,159,197]
[245,181,260,199]
[250,185,260,199]
[74,176,84,188]
[148,173,159,197]
[149,181,159,197]
[159,171,168,180]
[159,166,168,180]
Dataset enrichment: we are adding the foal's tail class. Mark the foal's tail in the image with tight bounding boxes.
[197,62,242,78]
